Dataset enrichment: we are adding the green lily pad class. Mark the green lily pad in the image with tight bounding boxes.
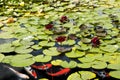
[109,71,120,79]
[51,59,63,66]
[15,46,33,54]
[34,55,52,62]
[61,61,77,68]
[62,40,76,46]
[0,54,5,62]
[78,57,95,63]
[78,71,96,80]
[39,78,49,80]
[2,55,13,64]
[11,54,35,67]
[0,43,14,53]
[92,61,107,69]
[43,47,61,56]
[39,41,55,47]
[107,63,120,70]
[77,63,92,68]
[67,72,82,80]
[89,48,102,53]
[100,45,119,53]
[81,38,91,44]
[31,45,42,50]
[66,50,85,58]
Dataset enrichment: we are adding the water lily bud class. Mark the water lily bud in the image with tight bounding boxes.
[20,2,25,7]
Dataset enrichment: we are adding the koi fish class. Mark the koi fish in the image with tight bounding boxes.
[24,66,37,79]
[4,65,29,79]
[31,63,52,70]
[91,69,110,78]
[47,68,70,76]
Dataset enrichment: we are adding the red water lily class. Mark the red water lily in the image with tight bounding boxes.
[56,36,66,43]
[91,37,100,47]
[60,16,68,23]
[45,23,53,30]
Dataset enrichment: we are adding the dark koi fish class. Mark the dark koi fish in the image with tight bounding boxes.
[24,66,37,79]
[31,63,52,70]
[47,68,70,77]
[91,69,110,78]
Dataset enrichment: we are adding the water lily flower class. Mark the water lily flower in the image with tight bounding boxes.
[91,37,100,47]
[45,23,53,30]
[60,16,68,23]
[56,36,66,43]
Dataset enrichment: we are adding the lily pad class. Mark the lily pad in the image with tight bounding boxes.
[78,71,96,80]
[31,45,42,50]
[39,41,55,47]
[62,40,76,46]
[11,54,35,67]
[43,47,61,56]
[51,59,63,66]
[2,55,13,64]
[107,63,120,70]
[0,54,5,62]
[77,63,92,68]
[0,43,14,53]
[34,55,52,62]
[65,50,85,58]
[61,61,77,68]
[100,45,119,52]
[109,71,120,79]
[78,57,95,63]
[92,61,107,69]
[15,46,33,54]
[67,72,82,80]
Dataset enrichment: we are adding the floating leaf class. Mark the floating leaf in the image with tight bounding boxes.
[15,46,33,54]
[2,56,13,64]
[107,63,120,70]
[0,43,14,53]
[77,63,91,68]
[43,47,61,56]
[100,45,119,52]
[51,59,63,66]
[61,61,77,68]
[11,54,34,67]
[78,71,96,80]
[109,71,120,79]
[81,38,91,44]
[39,78,49,80]
[39,41,55,47]
[67,72,82,80]
[78,57,95,63]
[92,61,107,69]
[31,45,42,50]
[66,50,85,58]
[0,54,5,62]
[34,55,52,62]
